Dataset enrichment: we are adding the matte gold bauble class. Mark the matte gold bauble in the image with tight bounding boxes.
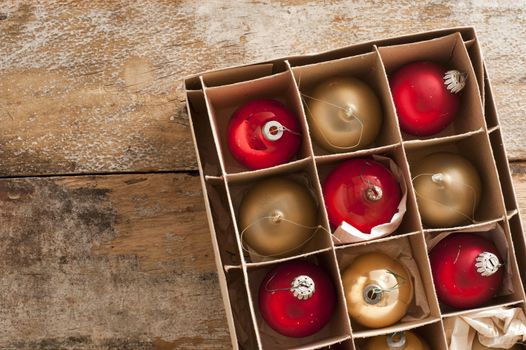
[472,337,521,350]
[341,252,413,328]
[306,77,382,153]
[412,152,481,228]
[364,331,430,350]
[239,177,318,257]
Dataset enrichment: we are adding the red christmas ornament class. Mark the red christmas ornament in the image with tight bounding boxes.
[258,260,336,338]
[323,158,401,232]
[390,61,466,136]
[227,99,301,170]
[429,233,504,309]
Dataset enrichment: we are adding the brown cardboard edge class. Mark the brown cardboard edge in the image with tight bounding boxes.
[402,128,485,149]
[351,317,441,339]
[484,63,524,212]
[185,89,240,349]
[182,27,526,348]
[183,27,476,84]
[441,300,523,318]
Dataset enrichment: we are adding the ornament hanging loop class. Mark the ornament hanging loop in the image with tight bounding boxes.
[262,120,285,141]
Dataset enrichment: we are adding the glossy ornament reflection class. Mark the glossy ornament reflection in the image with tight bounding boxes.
[323,158,401,233]
[258,260,336,337]
[239,177,318,257]
[227,99,301,170]
[430,233,504,310]
[306,77,382,153]
[342,252,413,328]
[412,152,481,228]
[364,331,430,350]
[390,61,466,136]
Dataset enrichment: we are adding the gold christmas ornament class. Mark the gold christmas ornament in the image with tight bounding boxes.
[412,152,481,228]
[239,177,318,257]
[342,252,413,328]
[306,77,382,153]
[364,331,430,350]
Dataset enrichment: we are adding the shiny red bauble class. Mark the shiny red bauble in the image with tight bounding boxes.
[227,99,301,170]
[390,61,461,136]
[323,158,401,233]
[258,260,336,338]
[429,233,504,309]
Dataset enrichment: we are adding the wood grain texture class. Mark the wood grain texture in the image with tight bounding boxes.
[0,173,230,349]
[1,168,526,349]
[2,1,526,349]
[1,0,526,176]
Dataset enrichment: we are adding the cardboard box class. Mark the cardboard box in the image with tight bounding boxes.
[184,27,526,349]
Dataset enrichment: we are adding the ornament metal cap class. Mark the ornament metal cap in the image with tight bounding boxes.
[386,332,407,350]
[365,185,383,201]
[363,284,383,305]
[290,275,315,300]
[262,120,284,141]
[443,70,467,94]
[475,251,502,277]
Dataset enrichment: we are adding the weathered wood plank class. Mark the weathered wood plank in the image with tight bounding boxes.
[1,166,526,349]
[1,1,526,176]
[0,173,230,349]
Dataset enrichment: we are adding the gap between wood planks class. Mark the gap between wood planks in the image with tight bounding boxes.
[0,169,200,180]
[1,159,525,180]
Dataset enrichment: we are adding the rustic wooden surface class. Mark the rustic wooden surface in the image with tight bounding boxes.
[1,1,526,349]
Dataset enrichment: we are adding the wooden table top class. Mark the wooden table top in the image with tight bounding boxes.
[1,1,526,349]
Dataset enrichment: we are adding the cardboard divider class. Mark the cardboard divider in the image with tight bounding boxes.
[226,159,333,263]
[286,27,476,69]
[186,90,222,176]
[290,51,401,156]
[352,320,447,350]
[225,267,261,350]
[201,63,279,88]
[402,127,484,148]
[204,70,313,174]
[335,234,440,335]
[425,221,525,315]
[506,216,526,300]
[483,64,500,129]
[316,146,423,241]
[205,181,244,266]
[442,300,523,319]
[404,132,506,229]
[489,128,518,213]
[317,338,354,350]
[464,38,484,102]
[245,250,352,350]
[333,231,421,251]
[378,33,485,141]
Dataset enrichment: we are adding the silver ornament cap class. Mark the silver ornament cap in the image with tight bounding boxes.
[387,332,407,350]
[363,284,383,305]
[444,70,467,94]
[475,251,502,277]
[290,275,315,300]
